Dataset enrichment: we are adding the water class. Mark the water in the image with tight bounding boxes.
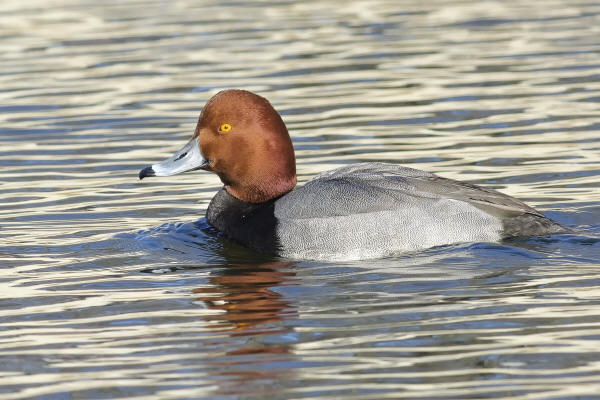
[1,0,600,398]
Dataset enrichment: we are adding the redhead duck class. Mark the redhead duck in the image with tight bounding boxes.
[139,89,566,260]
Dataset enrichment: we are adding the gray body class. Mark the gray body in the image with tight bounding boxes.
[207,162,565,260]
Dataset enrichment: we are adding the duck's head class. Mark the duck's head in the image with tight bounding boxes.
[139,89,296,203]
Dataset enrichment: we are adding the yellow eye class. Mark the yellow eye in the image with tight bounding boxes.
[219,123,232,133]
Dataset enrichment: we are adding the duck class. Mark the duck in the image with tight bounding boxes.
[139,89,566,260]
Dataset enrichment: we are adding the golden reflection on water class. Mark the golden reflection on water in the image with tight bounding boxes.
[1,0,600,398]
[192,262,295,332]
[192,262,297,397]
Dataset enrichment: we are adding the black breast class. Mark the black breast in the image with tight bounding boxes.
[206,188,280,254]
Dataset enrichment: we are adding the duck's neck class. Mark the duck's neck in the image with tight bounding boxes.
[224,173,296,204]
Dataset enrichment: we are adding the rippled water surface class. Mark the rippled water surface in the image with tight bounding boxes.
[2,0,600,398]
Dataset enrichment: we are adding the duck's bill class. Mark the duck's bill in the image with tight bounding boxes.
[139,137,208,180]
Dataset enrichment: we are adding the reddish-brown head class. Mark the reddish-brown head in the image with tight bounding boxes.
[194,90,296,202]
[139,89,296,202]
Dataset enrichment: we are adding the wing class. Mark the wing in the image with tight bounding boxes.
[274,162,543,221]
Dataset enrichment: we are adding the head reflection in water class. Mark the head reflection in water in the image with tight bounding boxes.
[193,261,296,335]
[193,261,298,396]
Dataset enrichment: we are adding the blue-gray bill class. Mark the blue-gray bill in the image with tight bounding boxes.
[139,137,208,180]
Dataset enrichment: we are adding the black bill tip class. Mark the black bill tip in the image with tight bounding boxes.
[139,166,155,180]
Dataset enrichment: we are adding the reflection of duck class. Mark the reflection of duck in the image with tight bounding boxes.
[193,261,295,334]
[140,89,567,260]
[193,261,297,398]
